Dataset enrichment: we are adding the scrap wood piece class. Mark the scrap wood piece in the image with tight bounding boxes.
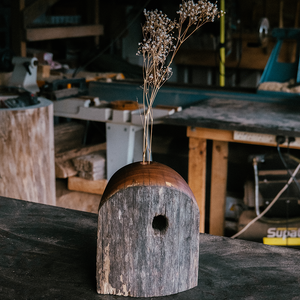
[56,178,100,213]
[77,170,106,181]
[68,176,107,195]
[55,143,106,179]
[55,160,78,179]
[72,150,106,181]
[54,121,85,154]
[56,143,106,163]
[72,150,106,172]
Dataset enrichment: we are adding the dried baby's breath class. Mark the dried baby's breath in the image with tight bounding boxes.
[137,0,223,162]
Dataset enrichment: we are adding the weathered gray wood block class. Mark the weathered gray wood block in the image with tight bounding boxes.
[96,161,199,297]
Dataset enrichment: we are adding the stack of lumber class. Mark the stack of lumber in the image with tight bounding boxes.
[72,150,106,180]
[54,121,85,154]
[54,121,107,212]
[55,143,107,195]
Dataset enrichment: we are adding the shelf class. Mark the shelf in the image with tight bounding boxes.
[11,0,103,57]
[26,24,104,41]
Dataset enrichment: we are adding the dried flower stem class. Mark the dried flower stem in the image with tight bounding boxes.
[137,0,224,163]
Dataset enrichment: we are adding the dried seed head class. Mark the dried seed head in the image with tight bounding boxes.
[137,1,222,97]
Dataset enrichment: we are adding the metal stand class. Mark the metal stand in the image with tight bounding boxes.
[106,123,151,179]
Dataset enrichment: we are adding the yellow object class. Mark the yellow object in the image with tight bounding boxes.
[263,237,300,246]
[219,0,225,87]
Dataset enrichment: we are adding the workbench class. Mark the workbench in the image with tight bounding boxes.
[164,95,300,235]
[88,80,300,236]
[1,196,300,299]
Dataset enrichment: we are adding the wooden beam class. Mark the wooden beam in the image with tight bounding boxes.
[187,127,233,142]
[187,127,300,149]
[87,0,100,45]
[23,0,60,27]
[188,137,206,233]
[11,0,26,56]
[26,24,104,41]
[209,140,228,236]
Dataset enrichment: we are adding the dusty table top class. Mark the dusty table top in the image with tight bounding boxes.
[164,97,300,137]
[0,196,300,299]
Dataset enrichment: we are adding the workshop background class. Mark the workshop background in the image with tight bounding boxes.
[1,0,300,243]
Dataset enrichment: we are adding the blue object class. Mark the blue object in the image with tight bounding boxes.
[260,28,300,84]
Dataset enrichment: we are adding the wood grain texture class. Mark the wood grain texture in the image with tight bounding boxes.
[2,196,300,299]
[56,178,100,213]
[209,140,228,236]
[68,176,107,195]
[0,100,55,205]
[188,136,206,233]
[55,143,106,163]
[55,143,106,179]
[72,150,106,180]
[54,121,85,154]
[55,160,77,179]
[166,97,300,138]
[97,162,199,297]
[100,161,196,208]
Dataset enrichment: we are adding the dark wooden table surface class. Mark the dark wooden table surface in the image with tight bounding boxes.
[164,96,300,137]
[0,196,300,299]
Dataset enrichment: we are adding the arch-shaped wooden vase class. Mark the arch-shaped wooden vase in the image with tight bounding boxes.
[96,161,200,297]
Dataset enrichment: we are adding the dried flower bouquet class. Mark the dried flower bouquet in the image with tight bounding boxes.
[137,0,224,163]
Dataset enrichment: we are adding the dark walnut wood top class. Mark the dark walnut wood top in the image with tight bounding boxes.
[100,161,196,208]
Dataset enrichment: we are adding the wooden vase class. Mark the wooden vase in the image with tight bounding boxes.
[96,161,199,297]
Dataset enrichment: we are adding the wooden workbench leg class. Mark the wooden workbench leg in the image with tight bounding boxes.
[209,140,228,236]
[188,137,207,233]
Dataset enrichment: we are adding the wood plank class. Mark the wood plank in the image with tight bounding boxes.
[73,150,106,180]
[54,121,85,154]
[72,151,106,173]
[188,137,206,233]
[55,143,106,163]
[56,179,100,213]
[55,143,106,179]
[187,127,233,142]
[26,25,104,41]
[209,140,228,236]
[23,0,60,27]
[187,126,300,149]
[68,176,107,195]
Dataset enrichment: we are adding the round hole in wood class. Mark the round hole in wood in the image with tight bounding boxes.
[152,215,168,233]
